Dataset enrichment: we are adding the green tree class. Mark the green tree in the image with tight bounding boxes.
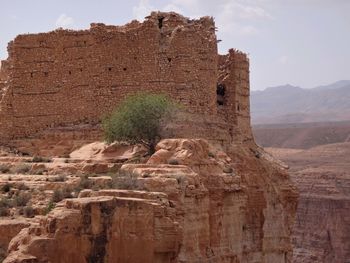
[102,93,176,154]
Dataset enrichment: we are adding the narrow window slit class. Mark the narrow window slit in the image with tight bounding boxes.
[217,83,225,106]
[158,17,164,29]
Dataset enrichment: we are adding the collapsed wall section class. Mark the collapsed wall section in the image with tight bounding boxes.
[0,12,218,140]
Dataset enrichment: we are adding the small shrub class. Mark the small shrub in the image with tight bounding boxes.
[0,197,12,207]
[168,158,179,165]
[51,187,72,203]
[51,189,63,203]
[50,175,66,182]
[0,206,9,217]
[61,153,70,159]
[102,93,177,154]
[14,192,31,207]
[61,186,73,199]
[17,183,29,191]
[92,184,101,191]
[223,166,233,174]
[82,173,98,179]
[111,170,141,190]
[44,201,55,215]
[11,164,31,174]
[124,156,142,164]
[174,174,185,185]
[0,164,10,174]
[78,175,93,190]
[1,183,11,193]
[0,197,12,216]
[208,152,215,158]
[59,175,67,181]
[31,156,52,163]
[23,206,35,218]
[35,168,47,175]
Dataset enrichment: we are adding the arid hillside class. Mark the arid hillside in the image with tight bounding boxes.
[251,80,350,124]
[253,121,350,149]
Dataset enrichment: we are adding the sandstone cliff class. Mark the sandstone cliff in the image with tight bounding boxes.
[3,139,298,263]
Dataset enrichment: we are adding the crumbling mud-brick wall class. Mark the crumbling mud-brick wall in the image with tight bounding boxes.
[0,12,251,144]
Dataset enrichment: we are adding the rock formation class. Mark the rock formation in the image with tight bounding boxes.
[4,139,297,263]
[0,11,298,263]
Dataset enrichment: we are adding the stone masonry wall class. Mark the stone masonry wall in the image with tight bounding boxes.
[0,12,251,144]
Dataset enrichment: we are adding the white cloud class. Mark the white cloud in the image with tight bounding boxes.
[237,4,273,20]
[278,55,289,65]
[171,0,200,10]
[133,0,154,21]
[55,14,74,28]
[162,3,183,14]
[9,14,18,20]
[215,1,269,36]
[240,25,259,35]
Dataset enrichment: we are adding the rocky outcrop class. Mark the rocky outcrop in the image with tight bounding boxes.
[0,220,30,261]
[4,139,298,263]
[69,141,147,161]
[5,195,180,263]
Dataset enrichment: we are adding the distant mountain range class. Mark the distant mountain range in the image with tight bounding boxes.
[250,80,350,124]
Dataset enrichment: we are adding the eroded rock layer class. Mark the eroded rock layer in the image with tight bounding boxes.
[4,139,298,263]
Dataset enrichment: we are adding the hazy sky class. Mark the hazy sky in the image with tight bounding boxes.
[0,0,349,90]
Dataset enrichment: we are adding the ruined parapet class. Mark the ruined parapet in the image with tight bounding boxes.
[0,12,222,141]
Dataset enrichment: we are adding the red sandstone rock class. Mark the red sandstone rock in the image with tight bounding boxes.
[0,219,30,260]
[70,141,147,162]
[4,139,298,263]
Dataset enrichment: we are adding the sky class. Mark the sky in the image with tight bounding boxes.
[0,0,349,90]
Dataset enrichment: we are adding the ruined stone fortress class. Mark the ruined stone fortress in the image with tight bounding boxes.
[0,11,251,145]
[0,12,298,263]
